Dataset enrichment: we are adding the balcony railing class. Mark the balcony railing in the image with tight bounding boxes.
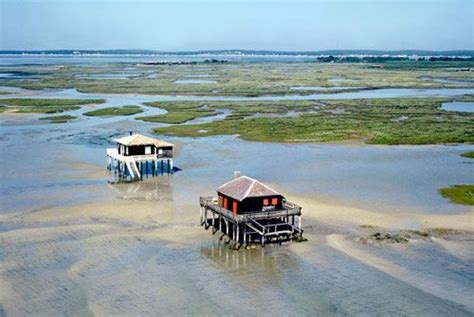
[200,196,302,223]
[157,151,173,158]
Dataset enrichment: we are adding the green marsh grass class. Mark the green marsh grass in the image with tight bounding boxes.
[0,98,105,113]
[39,115,78,123]
[83,105,143,117]
[439,185,474,206]
[137,102,215,124]
[461,151,474,159]
[153,98,474,144]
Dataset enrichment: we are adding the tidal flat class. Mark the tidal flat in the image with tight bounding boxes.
[1,60,474,96]
[0,57,473,316]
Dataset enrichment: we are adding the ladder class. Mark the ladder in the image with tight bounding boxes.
[126,159,140,180]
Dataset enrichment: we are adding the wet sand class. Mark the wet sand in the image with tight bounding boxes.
[290,194,474,232]
[1,159,473,315]
[327,234,474,311]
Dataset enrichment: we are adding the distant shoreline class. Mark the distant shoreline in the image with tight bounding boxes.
[1,49,473,58]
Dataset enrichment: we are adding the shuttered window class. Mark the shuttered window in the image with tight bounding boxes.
[223,197,228,209]
[232,201,238,214]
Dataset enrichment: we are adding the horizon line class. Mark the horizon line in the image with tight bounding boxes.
[1,48,474,54]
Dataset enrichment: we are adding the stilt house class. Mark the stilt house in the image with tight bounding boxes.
[106,132,174,182]
[200,172,304,248]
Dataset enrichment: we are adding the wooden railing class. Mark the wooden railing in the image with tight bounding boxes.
[200,196,242,221]
[157,151,173,158]
[246,216,266,235]
[200,196,302,223]
[108,148,173,160]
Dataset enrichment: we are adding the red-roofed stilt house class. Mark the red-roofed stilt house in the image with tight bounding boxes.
[200,172,304,248]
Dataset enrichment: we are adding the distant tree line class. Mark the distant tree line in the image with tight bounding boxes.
[315,56,474,63]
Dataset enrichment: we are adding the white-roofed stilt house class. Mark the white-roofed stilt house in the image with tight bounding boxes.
[106,132,174,182]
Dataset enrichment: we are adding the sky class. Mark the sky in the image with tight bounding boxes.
[0,0,473,51]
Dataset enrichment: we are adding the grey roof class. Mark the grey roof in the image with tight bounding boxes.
[114,133,173,147]
[217,176,280,202]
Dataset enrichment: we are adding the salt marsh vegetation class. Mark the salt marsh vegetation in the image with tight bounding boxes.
[0,98,105,113]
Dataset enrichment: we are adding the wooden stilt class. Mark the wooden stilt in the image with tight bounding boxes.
[243,226,247,246]
[200,206,203,225]
[236,224,240,245]
[230,224,235,248]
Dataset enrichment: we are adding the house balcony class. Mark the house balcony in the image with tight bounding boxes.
[199,196,302,224]
[107,148,173,162]
[157,150,173,159]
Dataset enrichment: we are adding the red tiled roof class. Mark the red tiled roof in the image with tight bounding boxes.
[217,176,280,202]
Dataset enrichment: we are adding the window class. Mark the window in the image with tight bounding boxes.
[272,198,278,205]
[223,197,228,209]
[263,199,269,206]
[232,201,238,214]
[145,146,152,155]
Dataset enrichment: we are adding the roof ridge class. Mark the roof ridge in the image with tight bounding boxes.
[217,175,244,190]
[114,133,174,146]
[216,175,279,202]
[257,180,279,196]
[243,178,255,199]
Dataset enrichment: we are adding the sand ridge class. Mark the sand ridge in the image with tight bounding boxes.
[326,234,474,312]
[289,194,474,232]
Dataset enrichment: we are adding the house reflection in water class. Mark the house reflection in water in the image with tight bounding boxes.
[108,176,174,202]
